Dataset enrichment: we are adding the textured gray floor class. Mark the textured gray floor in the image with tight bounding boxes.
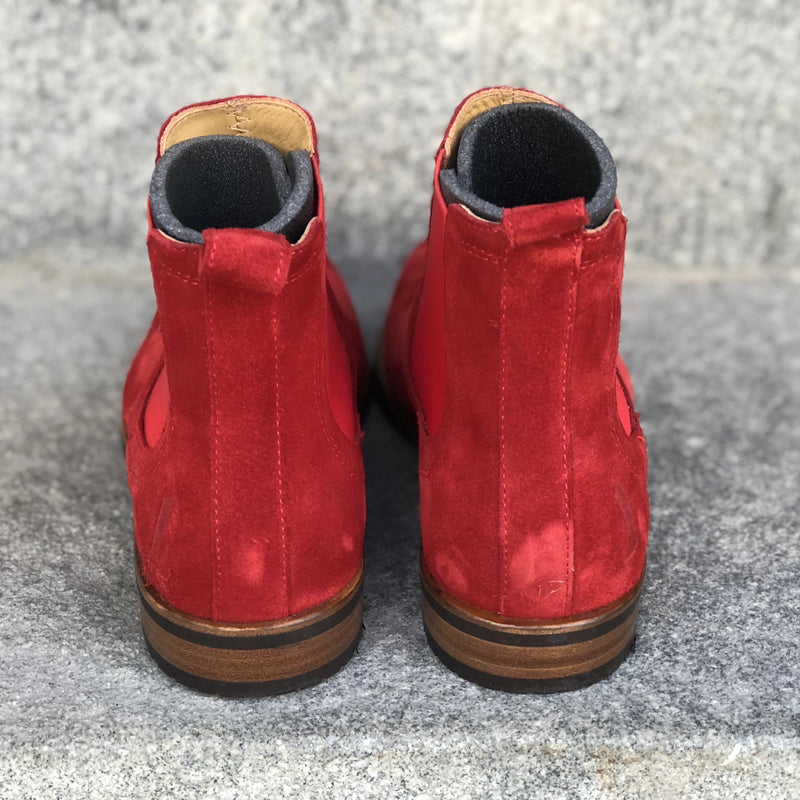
[0,253,798,798]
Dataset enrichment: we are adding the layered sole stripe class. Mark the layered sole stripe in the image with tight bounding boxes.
[137,561,364,696]
[421,559,643,693]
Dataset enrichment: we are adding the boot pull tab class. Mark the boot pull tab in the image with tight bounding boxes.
[503,198,589,246]
[200,228,293,294]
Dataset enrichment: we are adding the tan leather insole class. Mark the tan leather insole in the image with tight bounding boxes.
[159,96,315,156]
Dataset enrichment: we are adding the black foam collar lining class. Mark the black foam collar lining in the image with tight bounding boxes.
[149,135,314,244]
[440,103,617,229]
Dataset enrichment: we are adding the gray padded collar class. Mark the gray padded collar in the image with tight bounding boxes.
[150,134,314,245]
[440,102,617,229]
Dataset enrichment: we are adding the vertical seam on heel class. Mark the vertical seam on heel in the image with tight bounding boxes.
[496,215,513,616]
[272,308,290,616]
[561,235,581,615]
[202,253,222,620]
[499,256,509,614]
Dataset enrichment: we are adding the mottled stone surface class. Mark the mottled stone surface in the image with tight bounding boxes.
[2,0,799,280]
[0,248,798,797]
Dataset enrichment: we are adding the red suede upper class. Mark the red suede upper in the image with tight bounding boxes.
[382,88,649,620]
[123,97,366,623]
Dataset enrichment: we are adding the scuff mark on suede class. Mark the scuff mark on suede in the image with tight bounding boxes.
[150,495,174,561]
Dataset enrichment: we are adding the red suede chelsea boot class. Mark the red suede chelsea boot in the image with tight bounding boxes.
[123,96,367,695]
[380,87,649,692]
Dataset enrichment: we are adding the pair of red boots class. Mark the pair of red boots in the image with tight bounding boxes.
[123,88,649,696]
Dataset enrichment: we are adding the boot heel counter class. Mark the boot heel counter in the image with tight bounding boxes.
[419,201,636,620]
[135,223,363,623]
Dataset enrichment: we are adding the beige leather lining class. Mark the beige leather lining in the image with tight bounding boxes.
[443,87,557,164]
[158,97,315,156]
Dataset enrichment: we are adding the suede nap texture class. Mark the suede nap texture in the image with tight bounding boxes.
[383,90,648,619]
[124,98,367,623]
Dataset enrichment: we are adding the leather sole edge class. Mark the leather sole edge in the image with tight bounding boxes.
[421,561,642,693]
[137,562,364,696]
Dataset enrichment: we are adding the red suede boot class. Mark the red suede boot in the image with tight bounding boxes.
[123,97,367,695]
[380,87,649,692]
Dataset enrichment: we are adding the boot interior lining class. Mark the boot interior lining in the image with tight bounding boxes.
[442,87,556,162]
[459,103,603,211]
[164,136,287,233]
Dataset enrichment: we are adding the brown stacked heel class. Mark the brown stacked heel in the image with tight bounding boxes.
[421,559,643,693]
[137,561,364,696]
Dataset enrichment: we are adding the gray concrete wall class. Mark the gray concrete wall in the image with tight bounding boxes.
[2,0,798,279]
